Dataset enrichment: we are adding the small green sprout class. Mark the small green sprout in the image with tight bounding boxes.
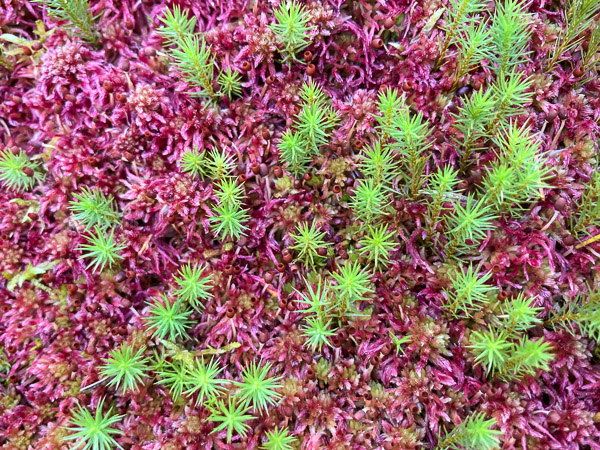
[499,337,554,380]
[301,315,337,351]
[468,329,511,375]
[100,344,148,393]
[454,20,492,85]
[442,265,496,318]
[218,67,243,100]
[156,5,197,46]
[208,396,256,443]
[295,99,338,153]
[376,88,403,138]
[426,166,460,237]
[488,71,531,130]
[233,361,282,414]
[357,141,400,185]
[269,0,315,62]
[349,178,389,224]
[278,129,311,175]
[69,187,119,230]
[295,277,334,318]
[262,426,296,450]
[184,357,226,406]
[207,148,236,180]
[172,263,213,310]
[501,293,542,334]
[209,202,250,240]
[145,295,193,341]
[0,148,41,192]
[170,34,216,98]
[490,0,532,76]
[214,177,245,207]
[78,227,126,273]
[389,332,411,356]
[180,146,208,178]
[546,288,600,340]
[156,360,187,401]
[446,194,497,255]
[358,224,396,270]
[437,411,501,450]
[289,221,330,267]
[64,398,123,450]
[32,0,99,46]
[331,260,374,309]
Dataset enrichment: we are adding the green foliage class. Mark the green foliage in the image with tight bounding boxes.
[208,148,236,180]
[208,396,256,443]
[269,0,315,62]
[454,20,492,84]
[349,178,389,224]
[426,166,460,237]
[290,222,330,267]
[156,360,187,400]
[180,146,208,178]
[547,288,600,341]
[582,21,600,72]
[389,332,411,356]
[156,5,196,45]
[446,194,497,255]
[295,93,338,153]
[357,141,400,185]
[295,277,334,318]
[218,68,243,100]
[145,295,193,341]
[233,361,282,413]
[64,398,123,450]
[209,202,250,240]
[437,412,501,450]
[331,260,374,311]
[468,329,511,374]
[32,0,98,45]
[442,265,496,317]
[184,358,226,406]
[78,227,125,272]
[481,122,550,211]
[301,315,337,351]
[498,336,554,379]
[278,129,311,175]
[570,170,600,236]
[262,426,296,450]
[215,178,245,207]
[172,263,213,310]
[69,187,119,230]
[489,71,532,129]
[451,89,495,173]
[100,344,148,393]
[500,292,542,334]
[376,88,403,140]
[358,224,396,270]
[0,148,42,192]
[169,34,216,99]
[547,0,600,72]
[437,0,487,66]
[490,0,532,75]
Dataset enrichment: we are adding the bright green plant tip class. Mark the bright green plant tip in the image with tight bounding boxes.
[156,5,197,45]
[145,295,193,341]
[209,202,250,240]
[214,177,245,207]
[180,146,208,178]
[218,67,243,100]
[468,329,511,375]
[184,357,226,406]
[100,344,148,393]
[233,360,282,414]
[172,263,213,310]
[443,265,496,318]
[290,221,330,267]
[208,148,236,180]
[358,224,396,270]
[269,0,315,62]
[261,426,296,450]
[301,315,336,351]
[0,149,42,192]
[208,396,256,443]
[438,411,501,450]
[156,360,187,401]
[32,0,99,45]
[78,227,126,273]
[64,398,123,450]
[350,178,389,224]
[295,277,334,318]
[331,260,374,307]
[69,187,119,230]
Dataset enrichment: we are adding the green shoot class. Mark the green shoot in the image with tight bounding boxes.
[180,146,208,178]
[581,21,600,72]
[145,295,193,341]
[295,96,338,153]
[295,277,334,318]
[442,265,496,318]
[208,396,256,443]
[0,148,42,192]
[289,222,330,267]
[156,360,187,401]
[490,0,532,76]
[389,332,411,356]
[301,315,337,351]
[169,34,216,99]
[218,68,243,100]
[209,202,250,240]
[357,141,400,185]
[78,227,125,272]
[349,178,389,224]
[468,329,511,375]
[437,412,501,450]
[64,398,123,450]
[446,195,497,256]
[331,260,374,311]
[172,263,213,310]
[207,148,236,180]
[454,20,492,85]
[262,426,296,450]
[32,0,99,46]
[233,361,282,414]
[437,0,486,67]
[100,344,148,393]
[278,129,311,175]
[546,288,600,341]
[426,166,460,237]
[546,0,600,72]
[184,358,226,406]
[358,224,396,270]
[376,88,403,141]
[570,170,600,237]
[451,89,495,173]
[498,337,554,380]
[269,0,315,62]
[500,293,542,335]
[69,187,119,230]
[215,177,245,207]
[488,71,532,131]
[156,5,196,46]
